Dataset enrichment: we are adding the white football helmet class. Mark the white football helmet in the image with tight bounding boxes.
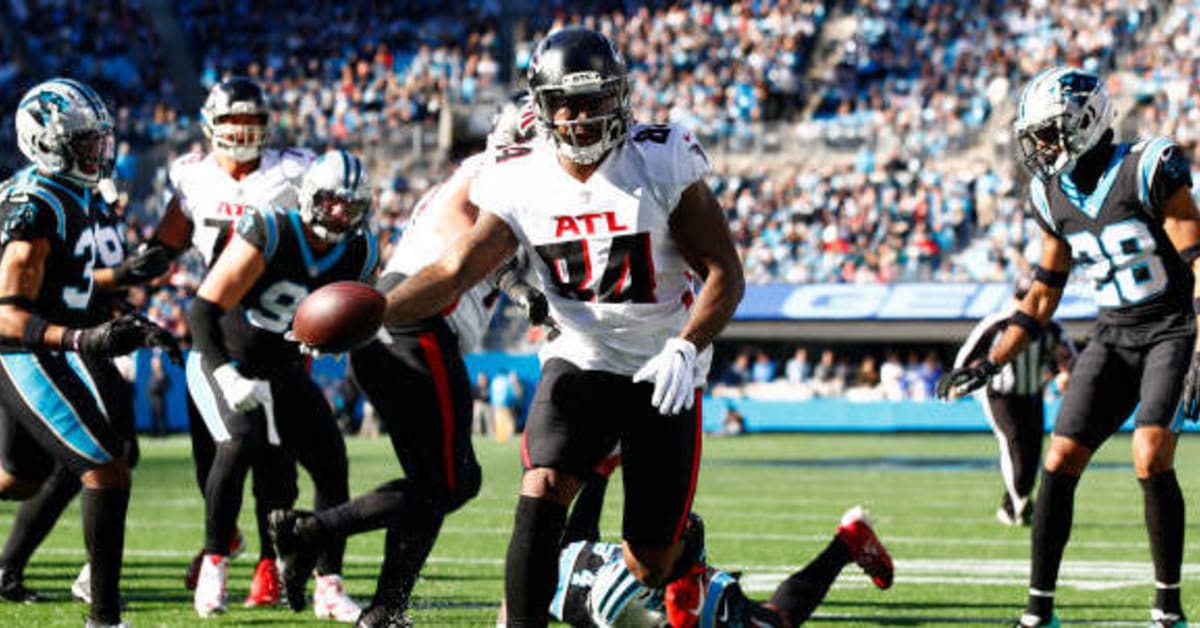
[299,150,372,243]
[14,78,115,188]
[586,559,667,628]
[201,77,269,163]
[1014,67,1115,179]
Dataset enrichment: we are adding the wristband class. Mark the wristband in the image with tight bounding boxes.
[59,328,81,352]
[1180,243,1200,266]
[23,315,50,350]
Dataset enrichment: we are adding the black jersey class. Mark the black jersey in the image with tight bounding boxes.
[1029,137,1195,345]
[0,167,125,329]
[220,206,378,375]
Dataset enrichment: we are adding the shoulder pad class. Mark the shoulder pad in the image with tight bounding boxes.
[0,195,61,244]
[1028,177,1057,235]
[235,206,283,261]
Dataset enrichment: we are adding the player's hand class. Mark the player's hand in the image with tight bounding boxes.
[283,330,324,357]
[1179,352,1200,421]
[113,242,172,286]
[213,363,264,413]
[633,338,698,415]
[935,360,999,400]
[67,313,182,364]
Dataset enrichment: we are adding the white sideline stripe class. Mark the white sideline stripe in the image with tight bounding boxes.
[28,546,506,566]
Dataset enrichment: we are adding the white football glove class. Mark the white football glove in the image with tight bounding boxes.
[633,338,698,415]
[213,363,265,413]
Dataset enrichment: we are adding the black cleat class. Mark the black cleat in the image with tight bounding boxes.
[0,568,44,603]
[268,509,321,612]
[355,604,413,628]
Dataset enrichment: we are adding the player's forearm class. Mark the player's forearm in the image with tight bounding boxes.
[988,288,1061,366]
[1191,257,1200,351]
[383,262,466,325]
[93,267,119,291]
[0,305,70,350]
[678,264,744,352]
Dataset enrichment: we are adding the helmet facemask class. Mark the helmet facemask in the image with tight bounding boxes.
[302,189,370,244]
[1016,116,1071,180]
[532,74,631,165]
[1013,68,1114,180]
[204,112,268,163]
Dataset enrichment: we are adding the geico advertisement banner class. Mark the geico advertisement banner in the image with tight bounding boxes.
[735,282,1098,320]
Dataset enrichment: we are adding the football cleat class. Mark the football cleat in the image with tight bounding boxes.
[355,604,413,628]
[244,558,281,608]
[664,563,706,628]
[0,567,45,603]
[313,574,362,623]
[184,526,245,590]
[193,554,228,617]
[71,563,90,604]
[269,509,321,612]
[997,494,1033,527]
[836,506,894,589]
[1152,608,1189,628]
[1015,612,1060,627]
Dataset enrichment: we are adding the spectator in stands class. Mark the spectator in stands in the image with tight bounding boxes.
[751,351,778,384]
[785,348,812,385]
[812,349,845,398]
[879,351,906,401]
[719,351,753,387]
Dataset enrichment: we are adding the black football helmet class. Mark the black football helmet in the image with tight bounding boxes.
[527,28,631,165]
[201,77,269,162]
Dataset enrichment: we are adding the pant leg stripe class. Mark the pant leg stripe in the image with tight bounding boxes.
[185,352,231,442]
[0,353,109,463]
[418,331,457,492]
[64,352,108,418]
[672,389,704,544]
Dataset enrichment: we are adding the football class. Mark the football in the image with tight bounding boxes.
[291,281,386,353]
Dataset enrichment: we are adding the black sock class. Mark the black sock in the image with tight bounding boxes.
[204,441,252,555]
[310,459,349,576]
[252,446,296,561]
[1141,470,1185,616]
[314,479,412,538]
[769,536,851,625]
[504,496,567,628]
[81,488,129,623]
[1027,470,1080,618]
[372,512,443,612]
[0,468,80,572]
[563,475,607,545]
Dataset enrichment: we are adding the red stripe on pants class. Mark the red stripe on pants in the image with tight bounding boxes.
[672,389,703,543]
[418,332,457,492]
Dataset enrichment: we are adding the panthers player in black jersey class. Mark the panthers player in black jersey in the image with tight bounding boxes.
[937,67,1200,628]
[0,78,180,628]
[186,150,376,620]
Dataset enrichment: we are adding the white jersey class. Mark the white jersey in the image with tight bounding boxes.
[470,123,713,378]
[167,147,314,266]
[385,152,494,354]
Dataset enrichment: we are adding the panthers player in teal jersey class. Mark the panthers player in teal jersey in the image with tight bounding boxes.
[937,67,1200,628]
[186,150,376,621]
[0,78,180,628]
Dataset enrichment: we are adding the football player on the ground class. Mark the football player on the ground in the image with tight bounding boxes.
[377,27,745,628]
[936,67,1200,628]
[950,276,1076,526]
[123,76,311,606]
[508,507,891,628]
[269,97,550,627]
[0,78,181,628]
[186,149,376,621]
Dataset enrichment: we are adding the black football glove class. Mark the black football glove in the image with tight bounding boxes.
[112,241,173,286]
[64,313,182,364]
[935,360,999,400]
[1180,352,1200,421]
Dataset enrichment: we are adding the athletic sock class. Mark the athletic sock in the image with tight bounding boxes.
[0,468,80,571]
[1141,470,1185,616]
[1027,469,1080,618]
[81,488,129,623]
[372,512,442,612]
[563,475,607,545]
[314,479,411,537]
[769,536,851,624]
[504,496,567,628]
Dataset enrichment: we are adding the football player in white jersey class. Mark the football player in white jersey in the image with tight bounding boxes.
[117,76,312,609]
[269,96,551,628]
[378,28,745,628]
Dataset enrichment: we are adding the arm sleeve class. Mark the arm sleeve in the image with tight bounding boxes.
[187,296,231,369]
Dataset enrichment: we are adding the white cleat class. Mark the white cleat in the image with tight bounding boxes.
[193,555,228,618]
[313,574,362,623]
[72,563,91,604]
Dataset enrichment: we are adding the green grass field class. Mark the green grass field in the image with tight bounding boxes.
[0,432,1195,627]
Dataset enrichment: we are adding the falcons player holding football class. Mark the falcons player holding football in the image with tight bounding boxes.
[117,76,308,608]
[378,28,745,628]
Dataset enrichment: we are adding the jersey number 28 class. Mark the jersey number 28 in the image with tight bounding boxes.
[1065,219,1167,307]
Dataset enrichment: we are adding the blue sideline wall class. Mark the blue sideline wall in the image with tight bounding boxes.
[134,351,1184,435]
